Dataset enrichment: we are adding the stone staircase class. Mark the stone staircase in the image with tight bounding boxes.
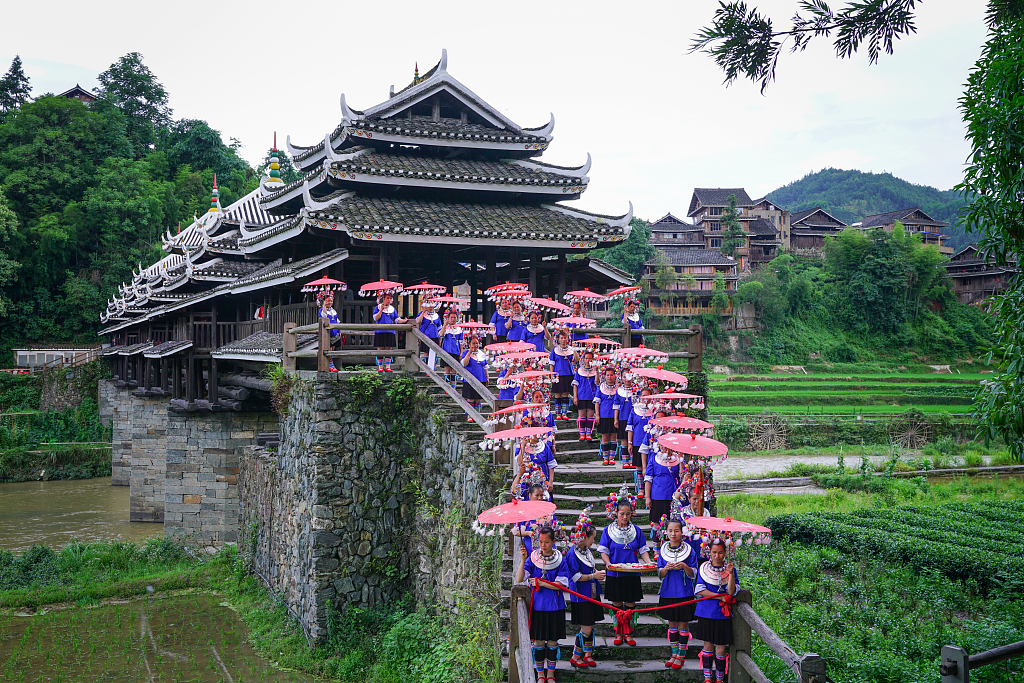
[500,428,706,682]
[411,374,704,681]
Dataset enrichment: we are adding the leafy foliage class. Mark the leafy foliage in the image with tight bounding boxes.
[95,52,171,157]
[718,193,746,256]
[691,0,921,92]
[0,55,31,118]
[586,216,655,281]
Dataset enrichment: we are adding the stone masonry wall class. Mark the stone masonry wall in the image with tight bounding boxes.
[238,373,501,643]
[129,395,168,522]
[165,411,278,548]
[100,382,132,486]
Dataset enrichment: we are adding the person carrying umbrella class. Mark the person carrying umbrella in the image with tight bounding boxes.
[372,292,408,372]
[694,538,739,683]
[597,486,653,647]
[318,290,342,373]
[516,525,569,683]
[565,506,605,669]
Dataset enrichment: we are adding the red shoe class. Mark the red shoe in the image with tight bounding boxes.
[613,634,623,646]
[384,366,393,373]
[578,435,586,442]
[624,635,636,646]
[377,366,384,373]
[570,654,587,668]
[665,656,675,668]
[622,463,635,470]
[671,655,684,670]
[329,365,339,373]
[584,654,597,667]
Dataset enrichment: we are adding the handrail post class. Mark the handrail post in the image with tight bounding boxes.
[283,322,297,372]
[318,318,330,373]
[688,324,703,373]
[732,589,752,683]
[941,645,969,683]
[510,584,535,683]
[623,320,632,348]
[402,323,418,372]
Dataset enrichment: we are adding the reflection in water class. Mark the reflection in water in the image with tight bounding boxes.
[0,593,317,682]
[0,477,160,552]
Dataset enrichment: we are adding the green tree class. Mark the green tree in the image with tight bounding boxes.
[680,272,698,310]
[255,145,301,185]
[95,52,172,157]
[0,192,21,317]
[0,55,31,118]
[719,193,746,257]
[586,217,656,281]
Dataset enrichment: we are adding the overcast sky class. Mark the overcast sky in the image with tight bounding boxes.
[5,0,987,220]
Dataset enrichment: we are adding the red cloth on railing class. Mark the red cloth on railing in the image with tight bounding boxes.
[529,577,734,635]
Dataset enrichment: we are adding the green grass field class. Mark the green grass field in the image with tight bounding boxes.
[711,404,969,415]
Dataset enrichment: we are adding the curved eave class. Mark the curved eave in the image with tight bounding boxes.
[304,214,624,250]
[237,215,306,253]
[325,166,586,196]
[345,125,549,152]
[261,165,330,212]
[291,126,348,170]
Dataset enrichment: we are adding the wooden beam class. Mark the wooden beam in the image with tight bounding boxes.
[282,322,297,371]
[688,324,703,373]
[411,355,490,430]
[411,328,495,409]
[208,357,219,404]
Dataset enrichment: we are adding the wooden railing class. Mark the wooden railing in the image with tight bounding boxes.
[731,590,828,683]
[283,321,496,432]
[571,324,704,370]
[941,640,1024,682]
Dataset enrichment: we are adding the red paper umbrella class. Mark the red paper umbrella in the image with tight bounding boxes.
[550,315,596,328]
[606,285,642,300]
[638,391,702,402]
[483,425,554,442]
[498,351,550,361]
[485,281,530,296]
[564,289,608,304]
[490,402,547,417]
[686,516,770,535]
[485,341,535,354]
[301,277,347,293]
[477,499,556,525]
[507,370,557,385]
[577,336,622,347]
[460,322,494,329]
[658,433,729,458]
[649,416,714,431]
[404,283,446,296]
[526,297,571,313]
[632,366,689,385]
[358,279,404,297]
[427,295,470,310]
[617,347,669,359]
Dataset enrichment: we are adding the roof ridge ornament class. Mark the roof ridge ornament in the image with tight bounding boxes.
[439,48,448,74]
[302,179,335,211]
[265,133,284,185]
[340,93,362,122]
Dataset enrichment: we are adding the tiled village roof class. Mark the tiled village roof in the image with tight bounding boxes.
[791,207,846,229]
[859,207,948,229]
[222,189,277,226]
[305,197,629,242]
[748,218,778,236]
[190,260,267,280]
[652,249,737,267]
[651,213,688,226]
[328,152,587,189]
[349,117,545,143]
[688,188,753,215]
[211,331,316,361]
[143,340,193,358]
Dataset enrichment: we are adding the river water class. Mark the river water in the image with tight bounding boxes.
[0,477,160,552]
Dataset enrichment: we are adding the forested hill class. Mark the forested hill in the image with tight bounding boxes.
[766,168,975,251]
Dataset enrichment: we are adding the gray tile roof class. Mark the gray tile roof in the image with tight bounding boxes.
[748,218,778,236]
[330,152,586,188]
[211,331,315,359]
[307,197,628,241]
[649,248,737,266]
[688,188,753,215]
[791,207,846,229]
[143,340,193,358]
[349,117,545,143]
[191,260,267,280]
[859,207,948,229]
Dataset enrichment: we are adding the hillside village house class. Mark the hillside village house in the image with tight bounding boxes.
[943,245,1019,305]
[855,207,952,255]
[789,207,847,255]
[643,245,738,318]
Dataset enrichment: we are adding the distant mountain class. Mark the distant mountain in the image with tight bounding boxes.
[766,168,976,252]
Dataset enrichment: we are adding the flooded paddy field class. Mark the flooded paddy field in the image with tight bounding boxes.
[0,592,317,682]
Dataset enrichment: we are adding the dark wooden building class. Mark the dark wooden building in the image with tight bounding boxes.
[943,244,1019,306]
[57,84,97,103]
[789,206,847,255]
[857,207,951,255]
[99,50,633,411]
[643,248,738,318]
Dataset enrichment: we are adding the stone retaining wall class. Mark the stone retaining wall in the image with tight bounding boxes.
[129,395,168,522]
[166,411,278,547]
[239,373,501,642]
[99,382,132,486]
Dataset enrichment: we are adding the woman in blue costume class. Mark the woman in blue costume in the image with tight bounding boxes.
[317,290,342,372]
[622,299,645,348]
[571,350,598,441]
[372,292,407,372]
[414,299,441,370]
[694,538,739,683]
[549,331,575,421]
[505,301,528,342]
[521,309,550,353]
[516,525,570,683]
[564,506,605,669]
[593,368,619,466]
[438,308,464,388]
[489,299,513,343]
[460,334,488,419]
[655,506,698,670]
[597,486,653,647]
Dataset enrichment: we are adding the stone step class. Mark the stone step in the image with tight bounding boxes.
[501,634,706,661]
[500,571,662,591]
[501,656,706,682]
[499,610,681,638]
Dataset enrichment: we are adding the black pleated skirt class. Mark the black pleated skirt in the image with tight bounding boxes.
[649,498,673,528]
[569,600,606,626]
[605,574,643,603]
[373,331,397,348]
[530,608,567,641]
[693,616,733,645]
[658,595,696,623]
[595,416,617,436]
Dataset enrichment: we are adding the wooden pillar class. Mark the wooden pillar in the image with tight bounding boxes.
[185,353,194,401]
[688,324,704,373]
[485,251,497,323]
[318,316,330,373]
[283,322,297,372]
[442,247,454,295]
[172,357,181,399]
[144,357,152,390]
[557,253,567,300]
[529,252,538,295]
[208,357,218,404]
[510,247,520,282]
[731,590,753,683]
[210,302,218,349]
[469,257,479,321]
